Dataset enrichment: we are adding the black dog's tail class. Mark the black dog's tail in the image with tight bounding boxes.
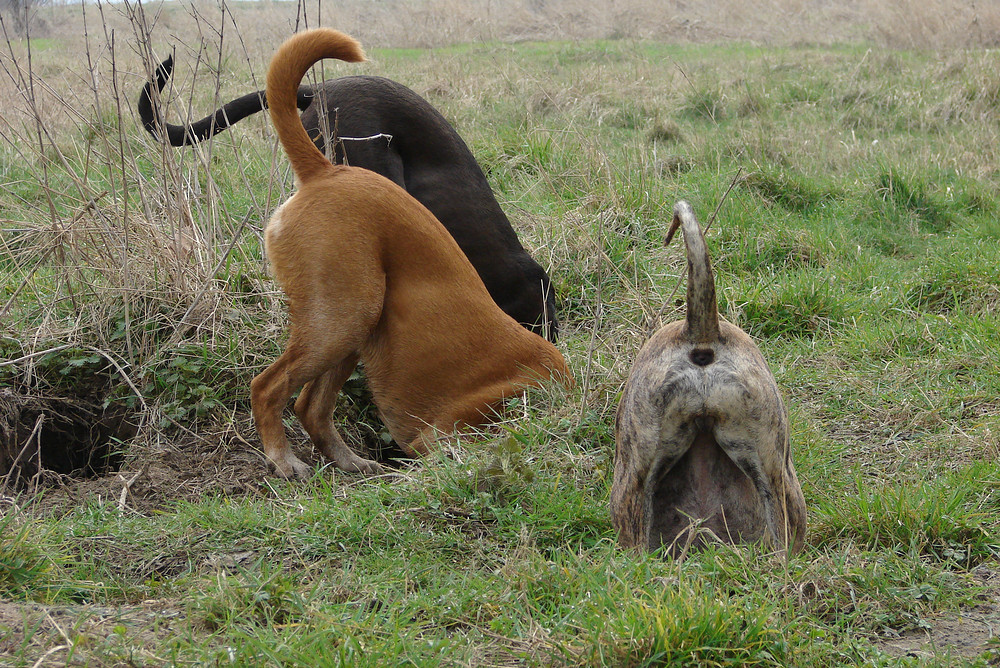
[138,54,317,146]
[665,201,720,346]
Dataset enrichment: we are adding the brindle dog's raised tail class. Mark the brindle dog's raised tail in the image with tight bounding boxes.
[665,201,720,363]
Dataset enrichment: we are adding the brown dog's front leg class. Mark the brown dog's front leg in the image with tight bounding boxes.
[294,356,382,474]
[401,388,510,457]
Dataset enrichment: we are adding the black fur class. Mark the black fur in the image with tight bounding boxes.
[139,55,557,340]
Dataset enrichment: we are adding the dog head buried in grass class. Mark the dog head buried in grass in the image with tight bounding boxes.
[611,201,806,557]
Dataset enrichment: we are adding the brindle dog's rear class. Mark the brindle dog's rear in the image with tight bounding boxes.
[611,201,806,556]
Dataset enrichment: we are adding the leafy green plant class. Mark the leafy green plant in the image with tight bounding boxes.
[1,346,111,395]
[472,435,535,498]
[144,348,228,427]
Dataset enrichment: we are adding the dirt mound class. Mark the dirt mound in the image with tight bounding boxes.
[13,412,305,516]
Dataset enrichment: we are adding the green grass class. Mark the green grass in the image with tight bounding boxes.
[2,4,1000,665]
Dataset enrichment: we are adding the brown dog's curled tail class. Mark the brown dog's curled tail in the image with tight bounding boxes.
[665,200,720,345]
[266,29,365,184]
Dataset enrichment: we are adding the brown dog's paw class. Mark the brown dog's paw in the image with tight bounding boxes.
[270,453,314,479]
[332,450,383,475]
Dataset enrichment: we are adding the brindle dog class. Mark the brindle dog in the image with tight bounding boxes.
[611,201,806,556]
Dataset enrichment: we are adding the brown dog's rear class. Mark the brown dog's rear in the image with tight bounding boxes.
[611,201,806,556]
[250,29,571,477]
[138,56,559,340]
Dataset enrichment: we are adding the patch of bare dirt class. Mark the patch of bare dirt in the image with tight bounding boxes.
[0,598,191,666]
[878,564,1000,664]
[14,413,323,517]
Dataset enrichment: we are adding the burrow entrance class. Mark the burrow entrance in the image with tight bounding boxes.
[0,389,138,490]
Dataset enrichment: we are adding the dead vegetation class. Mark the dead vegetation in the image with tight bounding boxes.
[9,0,1000,51]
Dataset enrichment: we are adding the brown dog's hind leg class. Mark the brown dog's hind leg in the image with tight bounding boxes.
[251,328,363,478]
[294,355,382,474]
[251,351,316,478]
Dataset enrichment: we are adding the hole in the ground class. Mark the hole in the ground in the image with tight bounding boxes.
[0,390,138,489]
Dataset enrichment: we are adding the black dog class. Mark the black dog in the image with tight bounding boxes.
[138,55,557,340]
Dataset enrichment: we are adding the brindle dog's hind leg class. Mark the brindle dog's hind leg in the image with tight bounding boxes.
[713,421,788,552]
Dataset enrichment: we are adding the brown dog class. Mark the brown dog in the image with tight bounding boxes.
[138,55,557,340]
[250,28,571,478]
[610,201,806,556]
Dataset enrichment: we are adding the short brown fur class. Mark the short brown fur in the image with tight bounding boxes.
[610,201,806,556]
[250,28,571,477]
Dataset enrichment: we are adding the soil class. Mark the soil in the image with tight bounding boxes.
[877,565,1000,664]
[2,382,397,516]
[13,413,322,517]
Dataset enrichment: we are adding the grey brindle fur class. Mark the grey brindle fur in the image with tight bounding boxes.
[611,201,806,557]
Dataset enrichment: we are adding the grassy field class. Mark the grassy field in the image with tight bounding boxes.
[2,0,1000,665]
